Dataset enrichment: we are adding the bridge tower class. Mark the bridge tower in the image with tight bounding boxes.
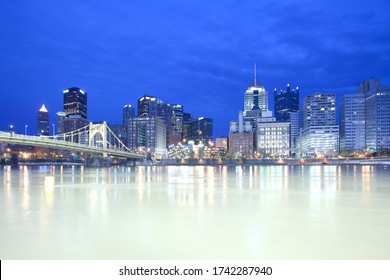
[89,121,108,157]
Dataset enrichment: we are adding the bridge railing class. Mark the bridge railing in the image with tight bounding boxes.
[0,131,144,158]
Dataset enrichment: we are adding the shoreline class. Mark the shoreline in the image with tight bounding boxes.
[2,158,389,167]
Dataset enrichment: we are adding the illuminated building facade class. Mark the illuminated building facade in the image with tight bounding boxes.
[37,104,49,136]
[256,120,290,157]
[171,104,184,135]
[244,64,268,115]
[126,116,167,157]
[274,84,299,121]
[137,95,162,117]
[297,93,339,157]
[63,87,87,119]
[229,132,255,157]
[339,93,366,152]
[296,125,339,157]
[303,93,336,129]
[365,85,390,151]
[122,104,135,125]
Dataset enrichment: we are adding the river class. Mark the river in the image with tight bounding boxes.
[1,164,389,259]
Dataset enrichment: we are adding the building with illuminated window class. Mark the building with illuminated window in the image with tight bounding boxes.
[303,93,336,129]
[229,132,255,158]
[137,95,163,117]
[244,64,268,115]
[63,87,87,119]
[37,104,49,136]
[61,87,89,138]
[339,93,366,152]
[56,111,66,140]
[171,104,184,135]
[122,104,135,125]
[289,111,302,156]
[126,116,167,157]
[338,78,390,152]
[215,137,228,150]
[365,84,390,151]
[296,93,339,157]
[274,84,299,121]
[256,119,290,157]
[296,125,339,157]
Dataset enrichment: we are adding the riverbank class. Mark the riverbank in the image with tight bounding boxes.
[155,158,390,166]
[2,157,390,167]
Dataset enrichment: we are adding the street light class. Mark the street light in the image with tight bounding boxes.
[25,125,28,135]
[52,123,55,136]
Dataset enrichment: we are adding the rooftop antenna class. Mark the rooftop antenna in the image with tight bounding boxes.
[254,63,257,87]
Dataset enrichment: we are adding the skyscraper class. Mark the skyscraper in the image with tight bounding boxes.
[122,104,135,125]
[63,87,87,119]
[182,112,192,140]
[244,64,268,115]
[196,117,213,144]
[364,82,390,151]
[157,103,172,128]
[37,104,49,136]
[171,104,184,134]
[274,84,299,121]
[303,93,336,129]
[297,93,339,157]
[137,95,162,117]
[126,116,167,157]
[289,111,302,156]
[339,78,390,152]
[56,111,66,138]
[339,93,366,152]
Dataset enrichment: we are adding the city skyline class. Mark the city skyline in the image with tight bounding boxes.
[1,0,389,137]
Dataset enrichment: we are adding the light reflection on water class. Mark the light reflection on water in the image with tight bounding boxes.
[0,164,390,260]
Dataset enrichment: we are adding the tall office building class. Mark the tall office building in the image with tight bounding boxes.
[339,93,366,152]
[137,95,162,117]
[171,104,184,134]
[296,125,339,157]
[289,111,302,156]
[63,87,87,119]
[196,117,213,145]
[297,93,339,157]
[61,118,90,143]
[108,124,127,147]
[126,116,167,157]
[122,105,135,125]
[157,103,172,127]
[302,93,336,129]
[61,87,89,140]
[274,84,299,121]
[365,83,390,151]
[244,64,268,115]
[37,104,49,136]
[338,78,390,152]
[182,112,192,140]
[56,111,66,139]
[358,78,381,94]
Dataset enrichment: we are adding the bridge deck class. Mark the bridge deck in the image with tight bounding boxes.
[0,132,145,159]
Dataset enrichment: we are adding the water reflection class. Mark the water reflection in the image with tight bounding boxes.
[0,164,389,259]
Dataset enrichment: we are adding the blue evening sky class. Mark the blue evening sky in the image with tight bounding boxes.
[1,0,389,137]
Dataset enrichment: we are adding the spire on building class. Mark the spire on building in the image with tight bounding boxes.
[250,63,262,87]
[39,104,48,112]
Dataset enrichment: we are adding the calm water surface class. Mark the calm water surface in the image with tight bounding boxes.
[1,164,389,259]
